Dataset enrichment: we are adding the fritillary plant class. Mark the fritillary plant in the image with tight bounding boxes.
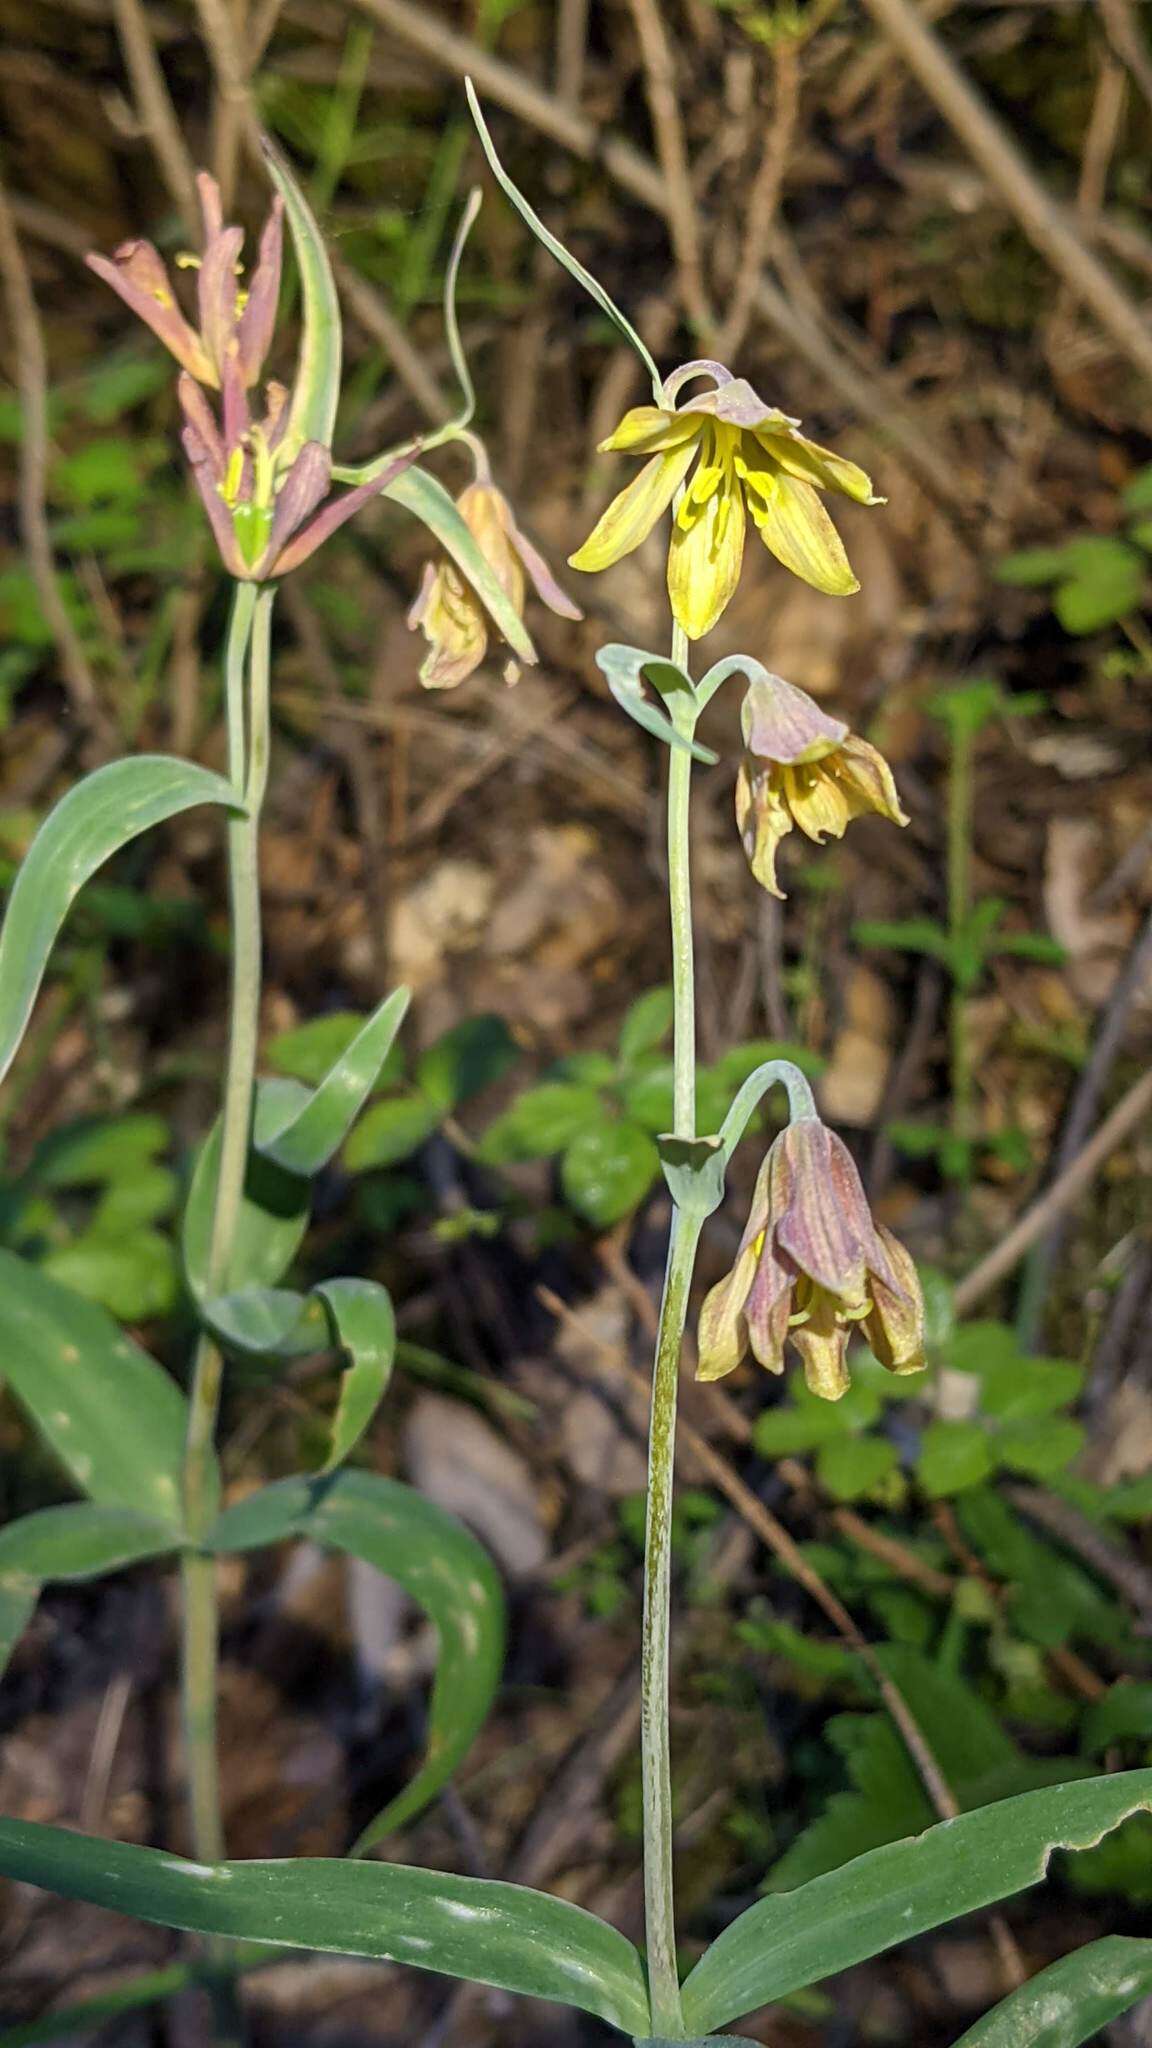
[0,91,1149,2048]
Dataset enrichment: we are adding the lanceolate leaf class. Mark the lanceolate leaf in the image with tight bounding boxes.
[0,1504,179,1581]
[951,1937,1152,2048]
[255,987,410,1176]
[0,1822,652,2035]
[203,1280,396,1469]
[0,1249,193,1527]
[680,1770,1152,2036]
[183,1079,312,1301]
[382,464,535,665]
[261,135,341,457]
[594,646,718,764]
[209,1470,502,1844]
[0,757,241,1089]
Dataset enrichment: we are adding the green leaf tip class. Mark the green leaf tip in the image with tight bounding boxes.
[259,130,342,458]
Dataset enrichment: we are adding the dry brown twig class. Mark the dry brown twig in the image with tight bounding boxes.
[857,0,1152,390]
[111,0,199,230]
[625,0,717,344]
[350,0,965,507]
[716,33,802,361]
[1099,0,1152,122]
[0,175,105,737]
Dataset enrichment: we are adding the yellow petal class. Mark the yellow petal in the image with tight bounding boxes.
[736,758,792,897]
[696,1243,758,1382]
[833,736,909,827]
[569,439,697,573]
[783,761,852,843]
[600,406,699,454]
[746,469,859,597]
[667,469,745,639]
[790,1290,852,1401]
[754,427,880,506]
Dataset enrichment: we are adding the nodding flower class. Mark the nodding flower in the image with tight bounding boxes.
[568,361,882,641]
[696,1117,925,1401]
[409,476,580,690]
[735,670,908,898]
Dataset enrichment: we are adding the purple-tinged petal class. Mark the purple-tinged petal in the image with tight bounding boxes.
[264,441,332,563]
[196,171,224,245]
[774,1120,870,1300]
[261,380,290,450]
[743,1239,794,1375]
[236,197,284,386]
[181,423,248,577]
[198,223,244,381]
[86,244,214,384]
[741,672,847,767]
[220,350,250,460]
[681,376,798,433]
[864,1227,926,1376]
[271,445,420,577]
[509,517,583,621]
[177,373,224,480]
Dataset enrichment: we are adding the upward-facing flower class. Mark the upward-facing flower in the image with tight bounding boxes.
[86,171,282,392]
[88,160,420,581]
[409,477,580,690]
[569,362,882,640]
[736,671,908,898]
[697,1118,925,1400]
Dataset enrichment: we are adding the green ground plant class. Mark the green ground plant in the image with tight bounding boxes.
[0,89,1150,2048]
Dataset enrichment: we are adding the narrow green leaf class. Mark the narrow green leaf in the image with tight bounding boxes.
[853,917,953,966]
[267,1010,406,1089]
[383,465,535,664]
[466,80,661,395]
[1080,1681,1152,1757]
[261,135,341,457]
[0,757,240,1089]
[0,1248,192,1526]
[0,1821,651,2035]
[255,987,410,1175]
[0,1505,178,1582]
[209,1469,503,1845]
[183,1079,311,1300]
[952,1937,1152,2048]
[314,1278,396,1470]
[595,645,718,763]
[0,1573,38,1685]
[680,1770,1152,2036]
[202,1278,395,1467]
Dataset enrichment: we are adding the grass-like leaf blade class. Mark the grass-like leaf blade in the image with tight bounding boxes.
[0,1822,652,2035]
[261,135,341,457]
[255,987,410,1175]
[209,1469,503,1845]
[680,1770,1152,2035]
[0,757,241,1090]
[0,1504,178,1582]
[952,1937,1152,2047]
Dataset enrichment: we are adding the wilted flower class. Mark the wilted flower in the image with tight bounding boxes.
[86,172,282,392]
[409,477,580,690]
[88,167,418,581]
[735,671,907,898]
[569,361,882,640]
[697,1118,925,1400]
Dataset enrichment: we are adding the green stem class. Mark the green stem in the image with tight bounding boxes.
[947,727,974,1167]
[179,580,273,2048]
[639,619,699,2038]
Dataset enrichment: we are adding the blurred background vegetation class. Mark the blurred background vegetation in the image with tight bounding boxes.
[1,0,1152,2040]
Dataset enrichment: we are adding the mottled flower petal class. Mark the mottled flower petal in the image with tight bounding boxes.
[741,673,847,768]
[735,759,790,898]
[263,440,331,565]
[181,420,247,577]
[774,1121,871,1299]
[569,439,697,572]
[197,223,244,383]
[747,470,859,597]
[743,1239,793,1374]
[833,736,909,827]
[696,1241,759,1382]
[681,377,796,432]
[864,1227,926,1375]
[790,1293,852,1401]
[783,762,853,843]
[176,372,224,480]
